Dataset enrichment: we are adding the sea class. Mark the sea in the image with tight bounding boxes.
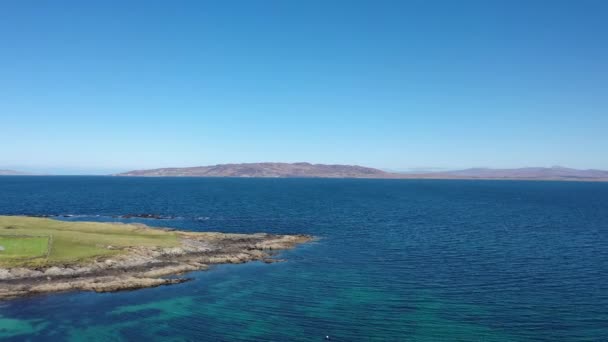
[0,176,606,341]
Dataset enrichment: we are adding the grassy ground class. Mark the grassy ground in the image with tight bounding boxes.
[0,236,49,260]
[0,216,179,267]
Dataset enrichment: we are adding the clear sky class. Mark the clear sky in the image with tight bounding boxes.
[1,0,607,174]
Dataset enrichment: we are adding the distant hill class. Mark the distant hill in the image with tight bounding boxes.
[423,166,608,180]
[0,169,29,176]
[115,163,608,181]
[115,162,390,178]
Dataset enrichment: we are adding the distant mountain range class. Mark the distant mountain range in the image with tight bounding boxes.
[115,163,608,181]
[421,166,608,180]
[0,169,30,176]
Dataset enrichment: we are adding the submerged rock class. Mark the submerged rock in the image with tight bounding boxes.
[120,214,174,220]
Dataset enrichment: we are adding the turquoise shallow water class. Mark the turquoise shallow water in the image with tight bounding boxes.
[0,177,607,341]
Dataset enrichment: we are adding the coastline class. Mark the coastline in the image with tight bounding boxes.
[114,176,608,183]
[0,218,312,300]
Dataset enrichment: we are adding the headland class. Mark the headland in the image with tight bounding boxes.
[0,216,311,300]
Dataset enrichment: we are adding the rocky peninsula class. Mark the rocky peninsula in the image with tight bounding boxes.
[0,216,312,300]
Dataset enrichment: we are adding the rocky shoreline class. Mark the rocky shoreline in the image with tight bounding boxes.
[0,230,312,300]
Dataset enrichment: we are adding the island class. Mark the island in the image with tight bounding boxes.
[115,162,389,178]
[114,163,608,181]
[0,169,31,176]
[0,216,312,300]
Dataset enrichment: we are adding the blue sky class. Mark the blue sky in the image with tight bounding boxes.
[1,1,607,174]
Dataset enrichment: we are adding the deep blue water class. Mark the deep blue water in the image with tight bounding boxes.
[0,176,607,341]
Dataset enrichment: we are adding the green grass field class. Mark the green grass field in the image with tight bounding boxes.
[0,216,179,267]
[0,236,49,259]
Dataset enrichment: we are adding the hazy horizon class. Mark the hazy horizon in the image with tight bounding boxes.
[2,1,607,173]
